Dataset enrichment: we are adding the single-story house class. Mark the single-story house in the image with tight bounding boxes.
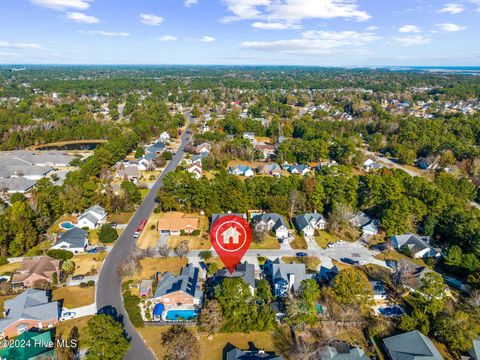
[145,141,166,160]
[116,165,141,181]
[363,159,383,172]
[391,234,440,259]
[228,165,254,177]
[383,330,443,360]
[51,227,88,254]
[258,163,282,177]
[286,164,310,176]
[251,213,289,239]
[349,211,372,228]
[416,156,439,171]
[214,262,256,296]
[157,212,200,235]
[318,345,370,360]
[0,289,59,339]
[0,330,55,359]
[77,205,107,229]
[11,256,61,289]
[226,346,282,360]
[139,279,154,298]
[294,213,327,237]
[0,178,36,194]
[153,264,203,317]
[264,258,311,297]
[362,221,379,238]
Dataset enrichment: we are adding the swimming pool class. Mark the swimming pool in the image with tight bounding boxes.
[60,221,76,230]
[165,309,197,321]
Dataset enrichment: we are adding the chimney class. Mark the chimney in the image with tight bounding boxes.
[288,273,295,291]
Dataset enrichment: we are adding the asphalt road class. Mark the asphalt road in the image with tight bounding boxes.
[96,114,192,360]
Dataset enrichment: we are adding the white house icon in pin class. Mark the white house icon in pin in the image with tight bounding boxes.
[221,226,241,245]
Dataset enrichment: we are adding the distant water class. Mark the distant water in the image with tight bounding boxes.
[388,66,480,75]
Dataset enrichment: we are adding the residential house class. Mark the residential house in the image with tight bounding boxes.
[0,330,55,359]
[349,212,372,228]
[394,259,433,291]
[187,163,203,179]
[51,227,88,254]
[211,213,246,229]
[318,265,339,284]
[243,132,255,143]
[258,163,282,177]
[116,165,141,182]
[294,213,327,237]
[153,264,203,316]
[195,143,211,156]
[191,155,203,166]
[251,213,289,239]
[264,258,311,297]
[0,289,59,338]
[214,262,256,296]
[469,337,479,360]
[159,131,171,142]
[77,205,107,229]
[416,156,439,171]
[318,345,370,360]
[144,141,166,160]
[11,256,61,288]
[139,279,154,298]
[228,165,254,177]
[370,280,387,301]
[362,221,379,238]
[383,330,443,360]
[391,234,440,259]
[0,178,36,194]
[363,159,384,172]
[254,143,276,159]
[157,212,200,235]
[226,346,282,360]
[286,164,310,176]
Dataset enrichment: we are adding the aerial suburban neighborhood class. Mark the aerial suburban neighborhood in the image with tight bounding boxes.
[1,1,480,357]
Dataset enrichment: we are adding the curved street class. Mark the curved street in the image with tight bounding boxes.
[96,114,192,360]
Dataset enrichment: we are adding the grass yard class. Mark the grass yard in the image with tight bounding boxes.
[282,256,321,271]
[314,230,337,249]
[52,286,95,308]
[128,257,188,282]
[137,212,162,249]
[374,249,429,268]
[251,235,280,250]
[107,212,134,224]
[138,327,279,360]
[168,235,211,250]
[290,234,308,249]
[55,315,94,350]
[72,252,107,275]
[0,262,21,275]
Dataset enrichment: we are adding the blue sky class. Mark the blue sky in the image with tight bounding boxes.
[1,0,479,65]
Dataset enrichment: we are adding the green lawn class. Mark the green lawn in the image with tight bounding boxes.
[314,230,337,249]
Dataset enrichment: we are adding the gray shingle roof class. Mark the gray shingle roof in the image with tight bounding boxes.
[0,178,36,192]
[215,262,255,289]
[252,213,287,232]
[226,347,282,360]
[294,213,326,232]
[0,289,59,333]
[154,264,202,299]
[392,234,430,254]
[383,330,444,360]
[54,227,88,248]
[318,346,370,360]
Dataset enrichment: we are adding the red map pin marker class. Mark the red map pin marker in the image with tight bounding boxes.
[210,215,252,273]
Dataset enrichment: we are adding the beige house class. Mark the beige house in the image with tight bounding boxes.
[11,256,61,288]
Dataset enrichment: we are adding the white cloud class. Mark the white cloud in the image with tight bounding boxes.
[185,0,198,7]
[197,36,215,42]
[251,21,301,30]
[399,25,421,33]
[65,12,99,23]
[78,30,130,36]
[222,0,370,24]
[390,35,430,47]
[241,30,381,55]
[366,26,379,31]
[157,35,178,41]
[30,0,91,11]
[435,23,467,32]
[438,3,464,14]
[139,13,164,26]
[470,0,480,12]
[0,40,42,49]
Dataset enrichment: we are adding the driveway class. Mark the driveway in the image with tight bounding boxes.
[157,232,169,247]
[305,236,321,251]
[61,303,97,321]
[96,113,193,360]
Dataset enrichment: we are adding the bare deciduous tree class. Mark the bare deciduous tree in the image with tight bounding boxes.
[174,240,190,258]
[158,244,171,258]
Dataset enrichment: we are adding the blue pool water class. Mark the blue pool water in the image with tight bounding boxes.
[60,221,76,230]
[165,309,197,321]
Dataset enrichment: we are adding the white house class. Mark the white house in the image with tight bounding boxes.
[252,213,289,239]
[187,163,202,179]
[159,132,171,142]
[77,205,107,229]
[51,227,88,254]
[370,280,387,301]
[391,234,440,259]
[243,132,255,143]
[363,159,383,172]
[362,221,379,238]
[294,213,327,237]
[228,165,254,177]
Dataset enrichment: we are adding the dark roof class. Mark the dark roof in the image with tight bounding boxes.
[392,234,431,255]
[383,330,444,360]
[294,213,326,231]
[252,213,287,232]
[215,262,255,288]
[154,264,202,299]
[226,347,282,360]
[54,227,88,248]
[318,346,370,360]
[211,213,244,228]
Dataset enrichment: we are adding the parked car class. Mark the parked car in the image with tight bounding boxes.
[340,258,360,266]
[109,222,118,229]
[296,252,308,257]
[72,275,84,281]
[87,248,98,254]
[61,312,76,321]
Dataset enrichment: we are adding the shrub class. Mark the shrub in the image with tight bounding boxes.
[153,207,161,214]
[47,249,73,261]
[99,223,118,244]
[191,229,201,236]
[0,257,8,266]
[87,280,95,287]
[123,290,144,327]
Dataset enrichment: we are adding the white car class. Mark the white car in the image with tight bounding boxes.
[337,240,346,244]
[60,312,76,321]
